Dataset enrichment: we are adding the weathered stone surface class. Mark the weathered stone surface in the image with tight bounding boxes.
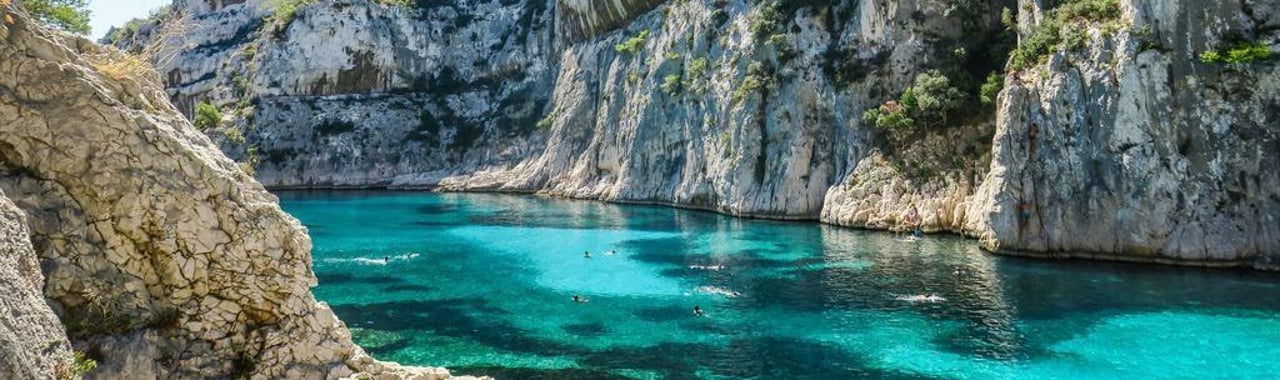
[0,189,71,380]
[965,0,1280,269]
[1,4,480,378]
[116,0,1278,276]
[117,0,1005,230]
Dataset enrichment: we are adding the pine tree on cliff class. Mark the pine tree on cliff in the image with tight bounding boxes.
[14,0,91,34]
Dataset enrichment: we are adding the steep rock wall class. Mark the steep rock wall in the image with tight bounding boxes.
[118,0,1278,269]
[127,0,1009,228]
[436,0,1006,225]
[1,4,473,378]
[113,0,556,188]
[965,0,1280,269]
[0,189,71,380]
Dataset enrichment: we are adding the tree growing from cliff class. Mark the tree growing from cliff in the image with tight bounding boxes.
[979,72,1003,105]
[1200,42,1272,65]
[22,0,90,34]
[194,101,222,131]
[863,70,966,129]
[615,29,650,55]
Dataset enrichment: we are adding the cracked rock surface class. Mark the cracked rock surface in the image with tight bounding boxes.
[0,4,484,379]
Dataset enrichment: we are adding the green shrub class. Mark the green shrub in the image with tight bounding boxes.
[688,57,709,77]
[685,57,709,92]
[536,111,557,129]
[615,29,650,55]
[1000,7,1016,30]
[268,0,317,36]
[1200,42,1272,64]
[909,70,965,126]
[661,74,682,95]
[731,62,771,103]
[1008,0,1122,70]
[194,101,221,131]
[979,72,1003,105]
[750,1,784,39]
[862,70,966,129]
[56,351,98,380]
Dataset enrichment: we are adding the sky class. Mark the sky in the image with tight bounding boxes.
[88,0,172,40]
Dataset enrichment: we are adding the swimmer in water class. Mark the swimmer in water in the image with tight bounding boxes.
[572,294,588,303]
[692,305,705,317]
[383,255,390,263]
[584,250,592,259]
[605,250,617,256]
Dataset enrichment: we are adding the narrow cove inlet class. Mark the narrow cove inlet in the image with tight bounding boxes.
[278,190,1280,380]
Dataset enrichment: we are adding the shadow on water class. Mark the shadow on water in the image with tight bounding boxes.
[560,322,609,337]
[383,284,435,293]
[316,272,406,286]
[450,366,635,380]
[633,305,691,323]
[575,338,940,380]
[330,300,581,356]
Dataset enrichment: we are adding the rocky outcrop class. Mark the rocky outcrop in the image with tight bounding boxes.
[1,3,478,378]
[117,0,1277,270]
[121,0,1007,228]
[965,0,1280,269]
[0,190,71,380]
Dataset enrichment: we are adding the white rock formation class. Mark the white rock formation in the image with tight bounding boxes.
[114,0,1278,276]
[965,0,1280,269]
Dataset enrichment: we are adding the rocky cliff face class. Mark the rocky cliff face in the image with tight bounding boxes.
[1,4,476,378]
[966,0,1280,269]
[0,190,72,380]
[118,0,1008,229]
[117,0,1276,273]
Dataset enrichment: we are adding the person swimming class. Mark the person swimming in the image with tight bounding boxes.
[572,294,588,303]
[605,250,617,256]
[383,255,390,263]
[692,305,705,317]
[583,250,592,259]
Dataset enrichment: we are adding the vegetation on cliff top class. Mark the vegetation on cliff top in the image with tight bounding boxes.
[1009,0,1122,70]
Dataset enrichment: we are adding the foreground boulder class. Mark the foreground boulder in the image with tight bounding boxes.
[0,4,477,379]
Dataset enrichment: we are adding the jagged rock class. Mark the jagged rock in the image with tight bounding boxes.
[0,189,72,380]
[112,0,1276,284]
[965,0,1280,269]
[0,4,481,378]
[113,0,1005,229]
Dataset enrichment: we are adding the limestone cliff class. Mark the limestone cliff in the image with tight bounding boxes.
[965,0,1280,269]
[115,0,1008,231]
[0,3,475,378]
[115,0,1277,270]
[0,190,72,380]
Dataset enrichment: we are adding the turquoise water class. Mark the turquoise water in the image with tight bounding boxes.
[278,191,1280,379]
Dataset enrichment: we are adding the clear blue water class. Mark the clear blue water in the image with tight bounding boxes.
[277,190,1280,379]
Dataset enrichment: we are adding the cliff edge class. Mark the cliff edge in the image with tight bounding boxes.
[1,3,480,378]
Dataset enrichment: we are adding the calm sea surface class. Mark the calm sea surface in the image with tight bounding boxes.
[277,190,1280,379]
